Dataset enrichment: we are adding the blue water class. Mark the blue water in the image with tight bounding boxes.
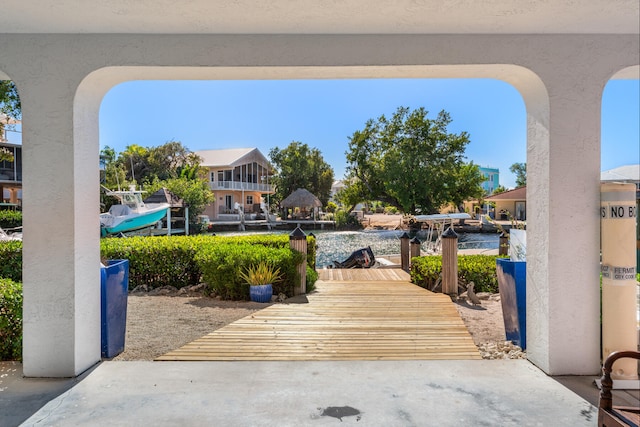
[214,229,499,268]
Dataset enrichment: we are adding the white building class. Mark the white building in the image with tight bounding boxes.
[0,1,637,378]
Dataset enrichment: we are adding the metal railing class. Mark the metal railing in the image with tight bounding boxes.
[209,181,272,192]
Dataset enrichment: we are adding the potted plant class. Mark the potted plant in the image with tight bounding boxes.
[240,261,282,303]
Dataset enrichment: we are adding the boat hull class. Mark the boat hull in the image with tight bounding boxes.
[101,206,169,237]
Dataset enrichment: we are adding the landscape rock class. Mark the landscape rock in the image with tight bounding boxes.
[177,283,207,296]
[130,284,151,294]
[149,285,179,296]
[477,340,526,360]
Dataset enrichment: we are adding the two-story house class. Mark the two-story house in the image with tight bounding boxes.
[0,115,22,206]
[196,148,274,220]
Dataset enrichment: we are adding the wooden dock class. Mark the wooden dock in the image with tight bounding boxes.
[157,268,480,361]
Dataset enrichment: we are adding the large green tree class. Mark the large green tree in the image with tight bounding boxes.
[0,81,21,121]
[103,141,203,187]
[344,106,483,215]
[100,142,210,219]
[0,81,21,139]
[509,162,527,188]
[269,141,334,206]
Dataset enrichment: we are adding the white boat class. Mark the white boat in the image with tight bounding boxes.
[0,226,21,241]
[100,187,170,237]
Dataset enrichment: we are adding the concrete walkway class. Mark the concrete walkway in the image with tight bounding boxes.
[5,360,601,427]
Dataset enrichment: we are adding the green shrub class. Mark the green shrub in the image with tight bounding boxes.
[0,240,22,281]
[101,236,201,290]
[195,243,304,300]
[410,254,505,293]
[306,266,318,293]
[334,210,362,229]
[0,278,22,361]
[0,210,22,230]
[194,233,317,271]
[1,235,316,299]
[383,206,398,215]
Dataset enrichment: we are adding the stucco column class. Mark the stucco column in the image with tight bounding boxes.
[19,73,101,377]
[526,74,603,375]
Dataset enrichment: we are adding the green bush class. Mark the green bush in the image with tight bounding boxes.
[334,210,362,229]
[195,243,304,300]
[0,278,22,361]
[383,206,398,215]
[306,266,318,293]
[193,233,316,270]
[0,240,22,281]
[0,210,22,230]
[410,254,506,293]
[101,236,200,290]
[1,235,317,298]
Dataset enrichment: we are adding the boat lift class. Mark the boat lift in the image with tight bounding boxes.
[412,213,471,254]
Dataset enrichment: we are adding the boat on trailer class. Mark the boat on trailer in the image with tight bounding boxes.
[100,187,170,237]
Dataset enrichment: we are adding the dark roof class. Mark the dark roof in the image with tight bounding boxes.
[485,186,526,201]
[143,188,186,207]
[280,188,322,208]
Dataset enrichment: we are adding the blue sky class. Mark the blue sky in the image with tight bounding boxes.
[8,78,639,189]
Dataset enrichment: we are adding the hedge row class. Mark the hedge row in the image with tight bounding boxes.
[0,240,22,282]
[101,236,201,290]
[0,210,22,230]
[0,234,316,299]
[410,254,506,293]
[0,278,22,361]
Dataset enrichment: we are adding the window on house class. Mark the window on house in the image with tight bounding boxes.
[246,195,253,205]
[217,171,223,182]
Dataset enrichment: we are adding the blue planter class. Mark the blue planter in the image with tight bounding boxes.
[100,259,129,358]
[496,258,526,349]
[249,284,273,303]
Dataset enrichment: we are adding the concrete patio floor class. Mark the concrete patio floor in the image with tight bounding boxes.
[3,360,604,427]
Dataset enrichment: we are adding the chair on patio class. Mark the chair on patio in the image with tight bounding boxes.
[598,350,640,427]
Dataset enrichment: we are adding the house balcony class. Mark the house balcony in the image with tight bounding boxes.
[209,181,273,193]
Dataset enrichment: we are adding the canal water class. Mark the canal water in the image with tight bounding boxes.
[215,229,499,268]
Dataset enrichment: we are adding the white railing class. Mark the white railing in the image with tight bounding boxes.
[209,181,272,192]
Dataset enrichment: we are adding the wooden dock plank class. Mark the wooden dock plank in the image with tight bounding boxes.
[157,268,480,361]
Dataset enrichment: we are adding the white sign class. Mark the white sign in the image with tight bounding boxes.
[601,265,637,281]
[600,204,637,219]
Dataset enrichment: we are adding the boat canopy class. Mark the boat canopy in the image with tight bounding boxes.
[413,213,471,222]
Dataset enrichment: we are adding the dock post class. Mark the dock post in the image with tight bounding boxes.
[400,232,410,272]
[441,227,459,296]
[499,232,509,256]
[410,237,421,268]
[289,227,307,295]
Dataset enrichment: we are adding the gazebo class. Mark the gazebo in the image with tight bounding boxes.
[280,188,323,220]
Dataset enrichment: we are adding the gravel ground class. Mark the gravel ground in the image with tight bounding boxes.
[113,292,267,361]
[113,288,521,361]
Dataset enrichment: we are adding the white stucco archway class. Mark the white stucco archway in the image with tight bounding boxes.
[0,33,637,377]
